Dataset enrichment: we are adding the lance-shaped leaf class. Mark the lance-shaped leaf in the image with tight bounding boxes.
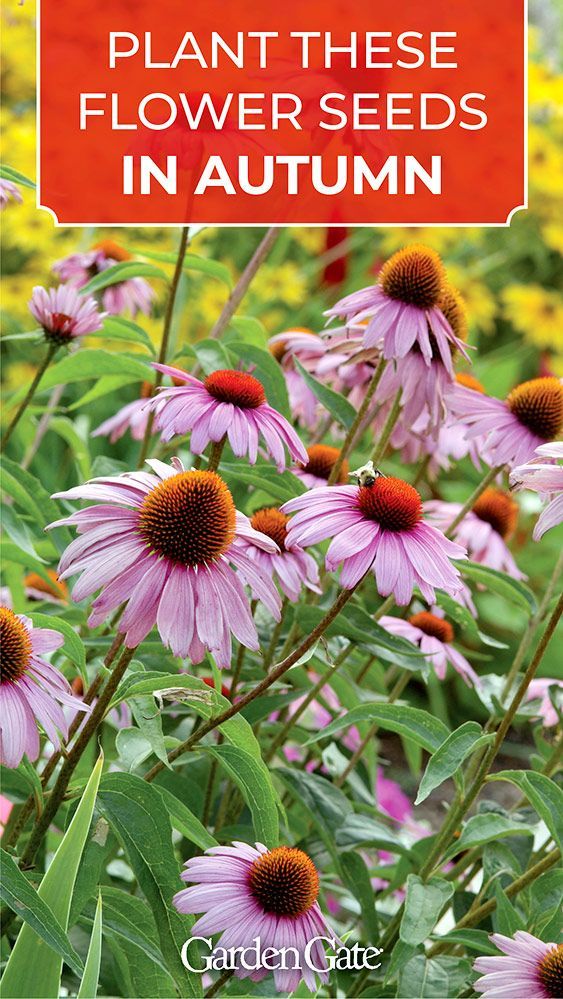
[294,358,357,430]
[305,703,450,753]
[400,875,454,946]
[77,892,103,999]
[202,744,280,848]
[415,722,494,804]
[1,754,103,998]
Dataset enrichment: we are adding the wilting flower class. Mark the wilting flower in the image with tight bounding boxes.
[282,476,466,605]
[29,285,105,343]
[174,842,337,993]
[524,678,563,727]
[238,507,320,603]
[49,459,281,667]
[296,445,349,488]
[0,179,23,210]
[510,441,563,540]
[325,245,469,366]
[149,365,308,472]
[0,607,89,767]
[53,240,155,317]
[449,376,563,468]
[92,383,158,444]
[425,488,524,580]
[380,611,480,687]
[473,931,563,999]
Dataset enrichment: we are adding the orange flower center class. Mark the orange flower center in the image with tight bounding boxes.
[24,570,68,602]
[250,507,288,552]
[72,676,84,696]
[506,377,563,440]
[358,477,422,532]
[93,239,132,262]
[44,313,74,343]
[204,369,265,409]
[456,372,485,393]
[380,244,445,309]
[409,611,454,644]
[138,470,236,567]
[538,944,563,998]
[472,488,518,540]
[269,328,314,363]
[0,608,32,684]
[247,846,319,918]
[140,381,154,399]
[439,285,468,341]
[304,444,349,483]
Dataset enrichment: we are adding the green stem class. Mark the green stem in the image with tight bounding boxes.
[207,436,226,472]
[262,597,289,670]
[18,642,137,870]
[143,582,363,782]
[371,388,402,466]
[208,228,279,343]
[502,547,563,696]
[1,342,58,452]
[445,464,504,538]
[137,226,189,468]
[334,671,410,787]
[327,358,387,485]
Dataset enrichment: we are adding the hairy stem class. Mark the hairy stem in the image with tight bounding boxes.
[327,358,387,485]
[445,464,504,537]
[207,228,279,344]
[371,388,402,467]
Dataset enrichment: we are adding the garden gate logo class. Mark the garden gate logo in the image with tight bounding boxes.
[180,935,384,978]
[38,0,526,225]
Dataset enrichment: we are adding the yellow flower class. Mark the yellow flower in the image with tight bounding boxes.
[377,227,462,258]
[501,285,563,353]
[250,262,308,308]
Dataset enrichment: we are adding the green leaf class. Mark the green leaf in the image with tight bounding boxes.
[305,703,450,753]
[191,338,234,375]
[297,603,427,670]
[228,341,291,419]
[1,505,47,562]
[334,813,411,856]
[431,928,497,954]
[443,812,535,861]
[130,695,171,768]
[7,351,151,407]
[155,786,217,852]
[69,375,145,411]
[111,672,263,762]
[340,852,379,940]
[0,848,84,978]
[228,315,268,346]
[77,893,102,999]
[294,357,356,430]
[98,316,156,354]
[81,261,167,296]
[398,954,472,998]
[459,561,538,614]
[48,416,91,480]
[0,164,36,189]
[416,722,493,804]
[130,247,232,288]
[275,767,351,847]
[203,744,279,848]
[493,883,526,935]
[487,771,563,851]
[1,755,103,998]
[97,773,199,996]
[400,875,454,946]
[220,462,305,503]
[27,612,86,681]
[0,457,71,549]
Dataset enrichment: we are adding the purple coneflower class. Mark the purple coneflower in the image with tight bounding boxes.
[238,507,320,603]
[282,476,466,604]
[53,240,155,317]
[473,931,563,999]
[149,365,308,472]
[29,284,105,343]
[380,610,480,687]
[92,382,158,444]
[510,441,563,540]
[0,179,23,210]
[173,841,337,993]
[0,607,89,767]
[425,488,524,580]
[325,245,469,366]
[49,458,281,667]
[449,376,563,469]
[296,444,349,489]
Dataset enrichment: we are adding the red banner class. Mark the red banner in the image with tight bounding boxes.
[38,0,526,225]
